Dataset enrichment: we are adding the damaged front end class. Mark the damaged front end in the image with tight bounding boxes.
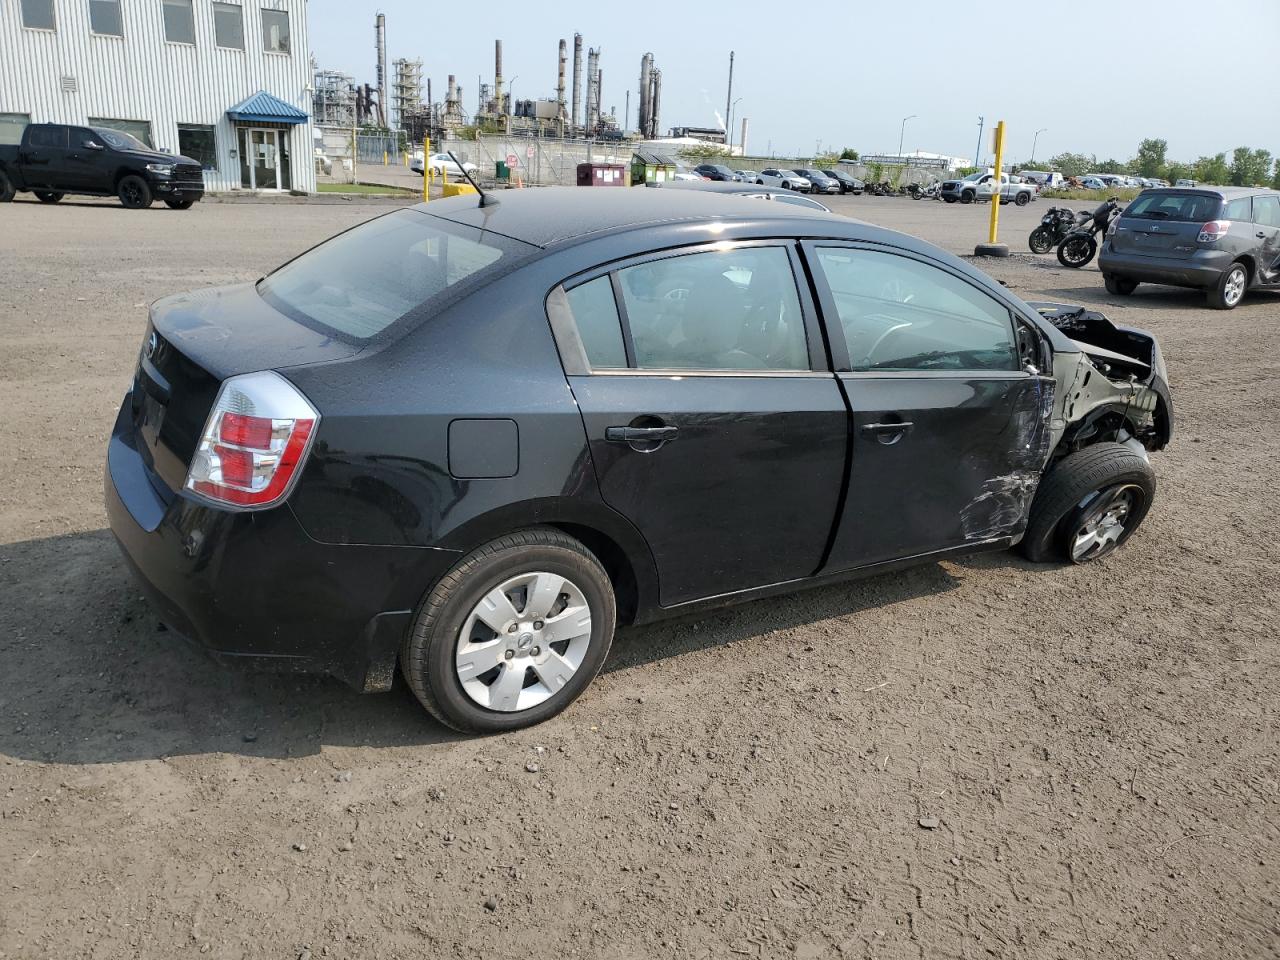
[1029,301,1174,460]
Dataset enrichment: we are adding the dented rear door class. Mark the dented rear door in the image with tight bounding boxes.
[804,243,1052,569]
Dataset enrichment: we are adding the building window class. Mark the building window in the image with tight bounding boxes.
[261,8,289,54]
[88,0,123,35]
[0,113,31,145]
[88,117,153,148]
[212,1,244,49]
[20,0,56,30]
[178,124,217,169]
[162,0,195,44]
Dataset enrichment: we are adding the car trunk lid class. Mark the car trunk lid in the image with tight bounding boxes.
[1110,190,1223,260]
[131,282,360,497]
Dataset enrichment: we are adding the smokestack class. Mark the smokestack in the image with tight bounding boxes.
[740,117,748,155]
[571,33,583,135]
[557,39,567,120]
[650,68,661,139]
[724,50,734,140]
[638,53,651,139]
[375,13,387,127]
[595,69,603,128]
[584,47,598,136]
[494,39,504,116]
[446,74,456,112]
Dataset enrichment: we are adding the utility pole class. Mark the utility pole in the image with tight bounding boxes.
[899,115,917,159]
[974,115,985,168]
[1031,127,1047,164]
[724,51,734,143]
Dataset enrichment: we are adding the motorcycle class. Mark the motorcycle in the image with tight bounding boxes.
[909,181,940,200]
[1056,198,1123,268]
[1028,206,1083,254]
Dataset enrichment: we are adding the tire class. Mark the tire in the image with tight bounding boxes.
[0,170,14,202]
[400,528,617,733]
[1057,234,1097,268]
[1014,191,1030,206]
[1206,261,1248,310]
[1019,443,1155,564]
[960,191,974,204]
[1028,226,1055,254]
[943,196,956,204]
[164,199,194,210]
[1104,274,1139,296]
[117,175,152,209]
[34,190,64,203]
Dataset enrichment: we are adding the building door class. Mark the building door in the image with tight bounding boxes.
[238,128,281,190]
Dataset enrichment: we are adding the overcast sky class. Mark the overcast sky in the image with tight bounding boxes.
[309,0,1280,165]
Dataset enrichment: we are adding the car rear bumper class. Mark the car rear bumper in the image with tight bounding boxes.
[1099,244,1232,288]
[105,395,456,692]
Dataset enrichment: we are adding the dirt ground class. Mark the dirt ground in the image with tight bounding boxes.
[1,192,1278,960]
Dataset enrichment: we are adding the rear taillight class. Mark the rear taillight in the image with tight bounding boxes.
[1198,220,1230,243]
[184,371,319,509]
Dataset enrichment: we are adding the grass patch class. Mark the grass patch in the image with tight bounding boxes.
[317,182,417,196]
[1040,187,1143,202]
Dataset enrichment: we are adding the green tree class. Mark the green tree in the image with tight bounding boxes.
[1229,146,1272,186]
[1272,158,1280,191]
[1046,152,1094,177]
[1193,152,1230,184]
[1095,158,1126,174]
[1164,161,1193,184]
[1134,138,1168,179]
[839,147,859,161]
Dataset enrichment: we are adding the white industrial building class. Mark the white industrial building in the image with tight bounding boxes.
[0,0,315,192]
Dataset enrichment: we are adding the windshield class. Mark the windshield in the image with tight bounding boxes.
[93,127,150,151]
[1122,191,1222,222]
[259,209,536,341]
[961,172,985,182]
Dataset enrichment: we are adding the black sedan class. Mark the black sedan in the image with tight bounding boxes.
[821,168,865,194]
[693,163,740,182]
[107,189,1173,732]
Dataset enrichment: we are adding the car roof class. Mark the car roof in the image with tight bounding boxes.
[422,186,832,248]
[1137,185,1275,198]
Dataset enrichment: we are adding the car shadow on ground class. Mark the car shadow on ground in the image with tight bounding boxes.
[1036,282,1280,312]
[0,529,971,765]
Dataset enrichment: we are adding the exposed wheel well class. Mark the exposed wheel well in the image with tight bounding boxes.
[548,522,640,626]
[1231,255,1255,284]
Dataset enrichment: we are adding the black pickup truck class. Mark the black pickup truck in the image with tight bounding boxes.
[0,123,205,209]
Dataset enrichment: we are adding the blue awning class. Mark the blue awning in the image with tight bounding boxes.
[226,90,308,125]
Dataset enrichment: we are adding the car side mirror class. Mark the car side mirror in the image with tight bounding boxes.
[84,140,103,150]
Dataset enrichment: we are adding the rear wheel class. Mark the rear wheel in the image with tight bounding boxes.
[1028,226,1055,254]
[34,190,63,203]
[1019,443,1155,563]
[1057,235,1097,268]
[1014,191,1030,206]
[0,170,14,202]
[1104,274,1139,296]
[164,199,194,210]
[1206,261,1248,310]
[401,528,616,733]
[117,175,152,209]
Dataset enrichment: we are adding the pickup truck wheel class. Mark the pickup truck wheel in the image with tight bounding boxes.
[960,191,974,204]
[401,527,616,733]
[117,175,152,209]
[1019,443,1155,564]
[1014,191,1030,206]
[0,171,14,202]
[164,199,194,210]
[943,196,956,203]
[34,191,64,203]
[1207,261,1248,310]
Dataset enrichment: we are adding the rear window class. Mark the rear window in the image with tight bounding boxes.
[1124,191,1222,222]
[259,209,535,341]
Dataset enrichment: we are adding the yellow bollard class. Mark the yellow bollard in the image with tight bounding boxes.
[383,150,388,166]
[975,120,1010,256]
[422,136,430,202]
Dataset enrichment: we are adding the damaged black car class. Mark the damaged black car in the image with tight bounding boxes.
[105,189,1173,732]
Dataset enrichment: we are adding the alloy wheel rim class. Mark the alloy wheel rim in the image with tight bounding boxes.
[1070,484,1141,562]
[455,572,592,712]
[1225,268,1245,305]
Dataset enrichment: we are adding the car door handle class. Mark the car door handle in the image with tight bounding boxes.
[862,421,913,445]
[1258,232,1268,239]
[606,425,679,443]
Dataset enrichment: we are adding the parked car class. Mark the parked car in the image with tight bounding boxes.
[671,171,707,181]
[1100,186,1280,309]
[1018,171,1065,189]
[1080,177,1109,190]
[0,122,204,209]
[759,168,811,191]
[106,188,1172,732]
[411,152,478,177]
[791,168,841,195]
[660,180,832,212]
[820,169,864,194]
[735,169,763,184]
[940,171,1035,206]
[693,163,740,182]
[1174,179,1198,188]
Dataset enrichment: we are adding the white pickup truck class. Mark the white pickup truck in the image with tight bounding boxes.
[940,170,1035,206]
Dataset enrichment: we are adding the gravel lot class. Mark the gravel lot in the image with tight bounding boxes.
[1,192,1277,960]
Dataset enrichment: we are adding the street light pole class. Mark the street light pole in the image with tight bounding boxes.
[728,97,742,152]
[974,115,985,168]
[1031,127,1047,164]
[898,114,917,159]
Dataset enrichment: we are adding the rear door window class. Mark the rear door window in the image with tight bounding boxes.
[563,276,627,369]
[1252,196,1280,228]
[27,125,67,148]
[814,247,1017,372]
